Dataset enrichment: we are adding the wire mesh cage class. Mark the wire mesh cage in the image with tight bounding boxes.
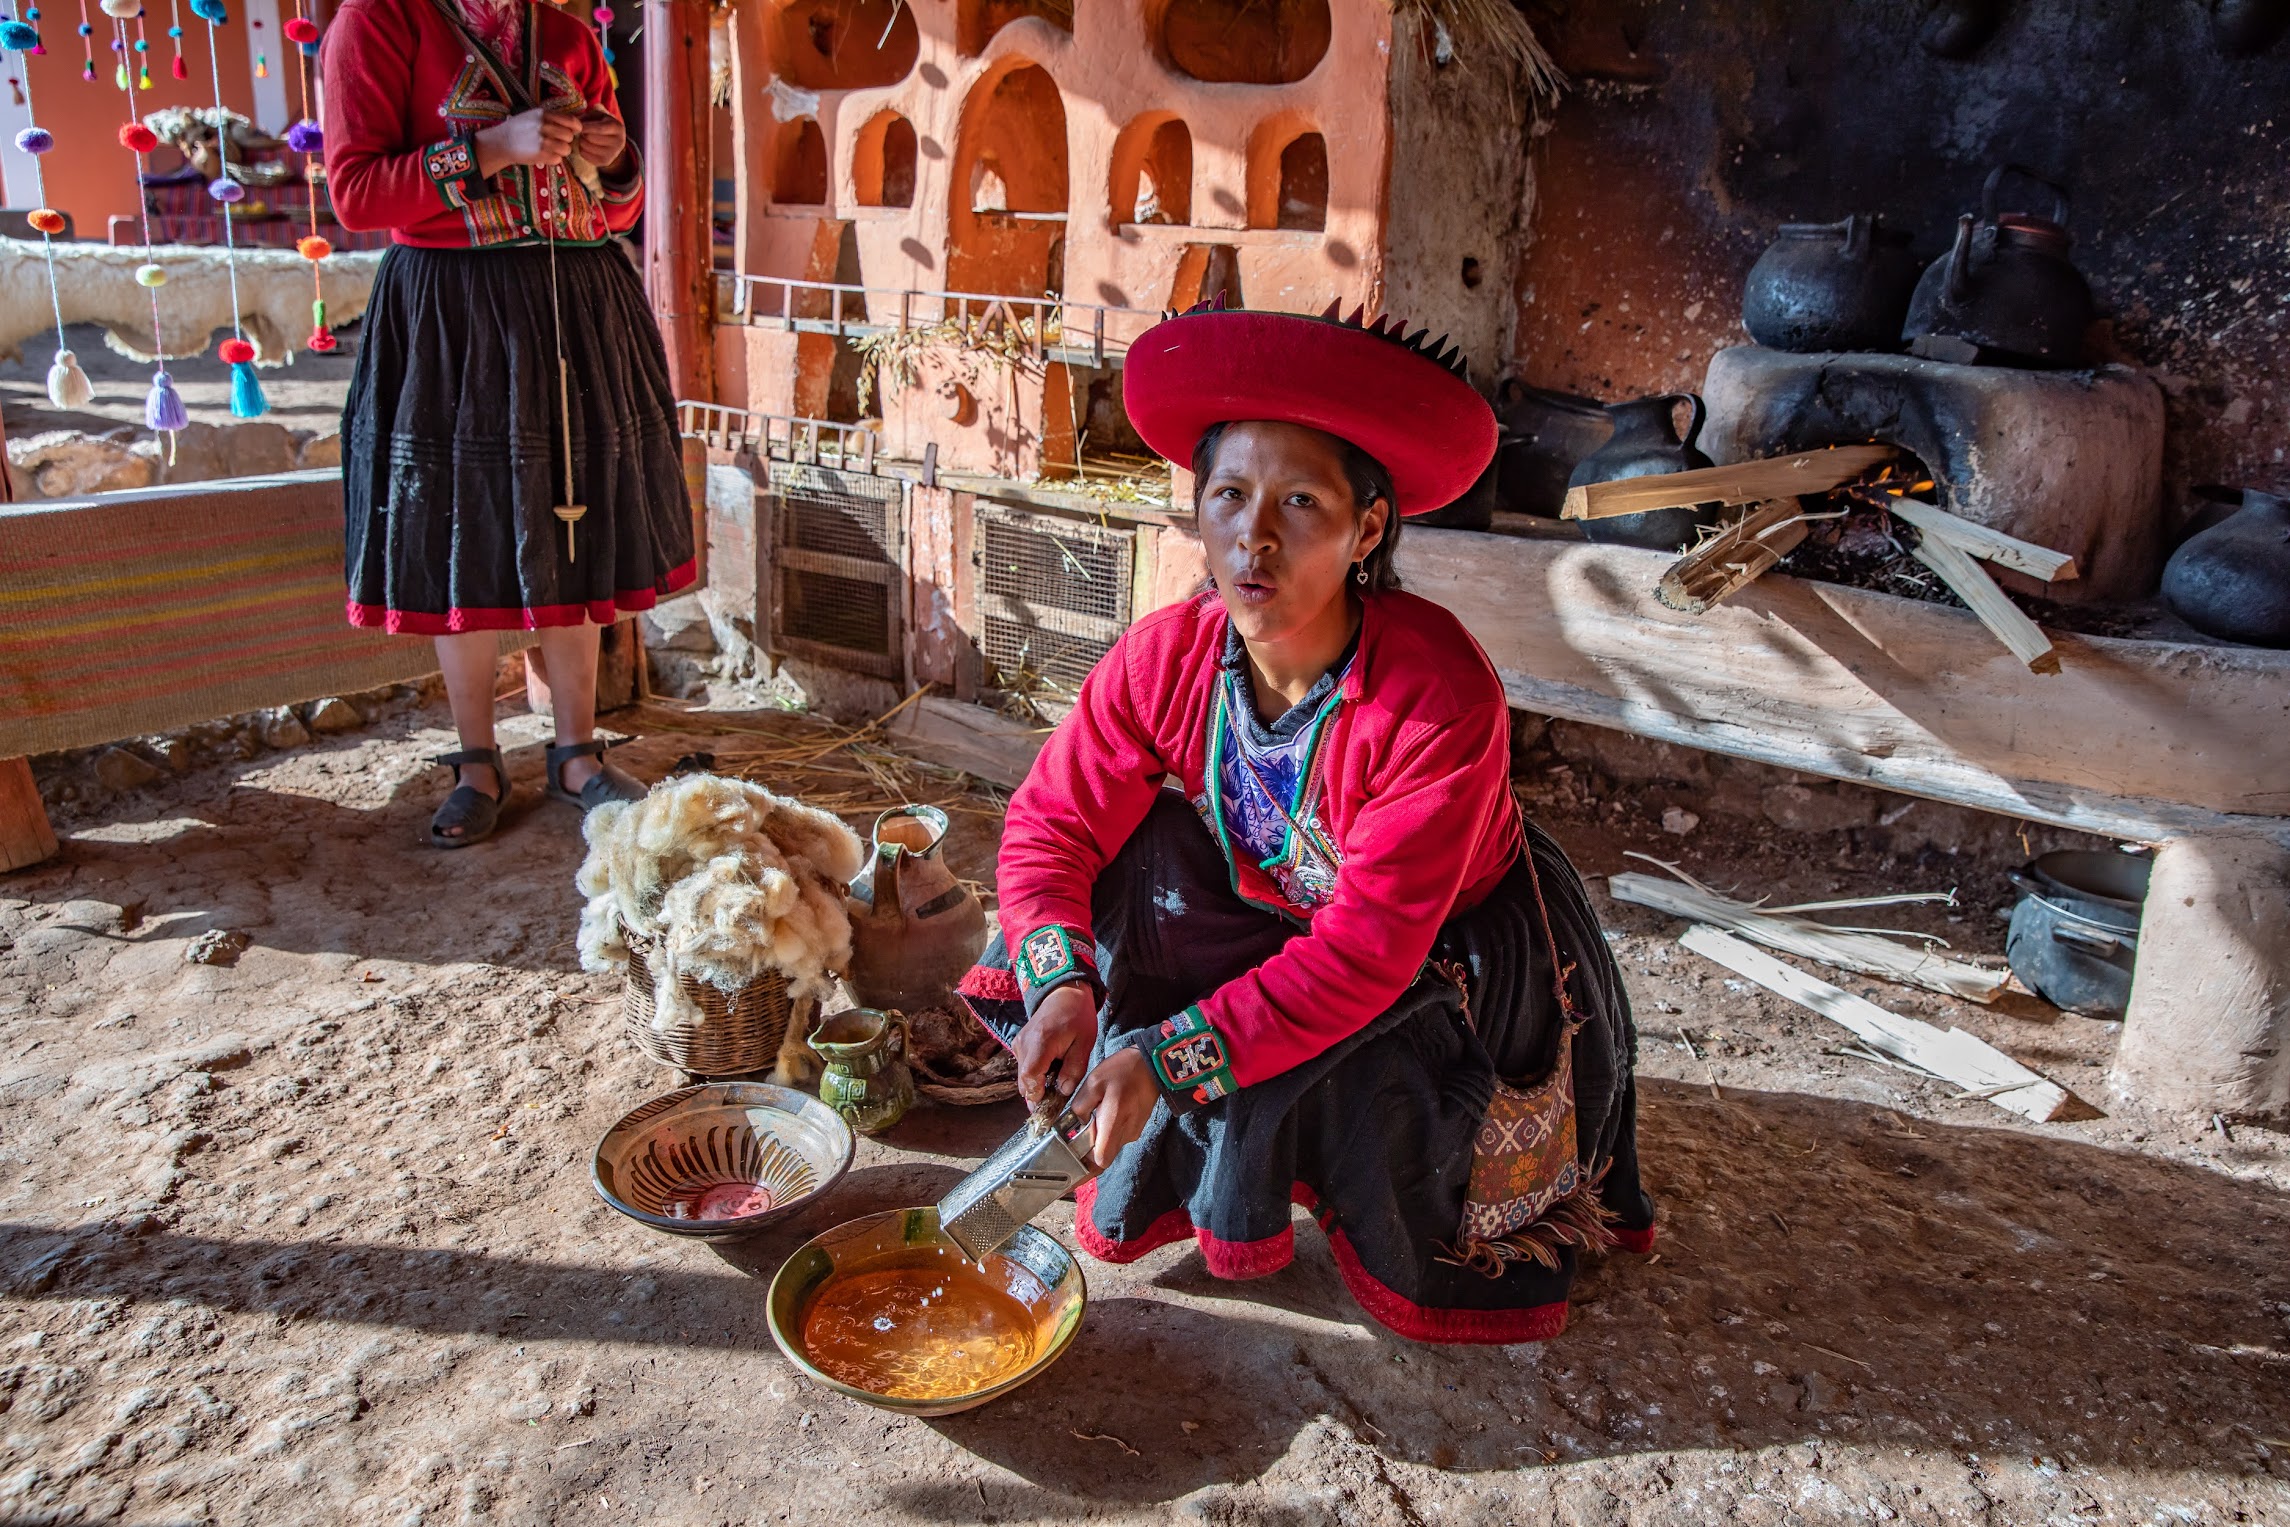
[767,463,905,679]
[974,504,1135,702]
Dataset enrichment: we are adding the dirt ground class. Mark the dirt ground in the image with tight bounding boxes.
[3,684,2287,1526]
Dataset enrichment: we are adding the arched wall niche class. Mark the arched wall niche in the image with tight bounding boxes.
[1155,0,1330,84]
[956,0,1074,58]
[948,60,1071,295]
[1245,116,1328,231]
[854,110,919,207]
[1110,113,1192,227]
[767,0,921,91]
[773,117,831,206]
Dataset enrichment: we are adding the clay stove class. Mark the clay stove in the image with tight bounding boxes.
[1700,347,2165,603]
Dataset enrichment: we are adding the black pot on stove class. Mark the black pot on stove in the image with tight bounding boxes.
[2004,850,2150,1017]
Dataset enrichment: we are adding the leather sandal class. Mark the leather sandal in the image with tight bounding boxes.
[545,737,648,812]
[428,746,506,849]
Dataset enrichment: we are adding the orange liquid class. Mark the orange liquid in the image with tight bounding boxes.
[801,1255,1043,1401]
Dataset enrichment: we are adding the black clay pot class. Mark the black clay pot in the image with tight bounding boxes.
[1495,382,1612,518]
[1921,0,2003,56]
[2161,486,2290,647]
[2005,850,2149,1018]
[1567,393,1715,552]
[2213,0,2290,55]
[1743,215,1922,354]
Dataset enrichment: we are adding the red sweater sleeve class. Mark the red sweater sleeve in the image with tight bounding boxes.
[1197,696,1515,1089]
[320,0,453,234]
[571,29,645,231]
[995,631,1169,991]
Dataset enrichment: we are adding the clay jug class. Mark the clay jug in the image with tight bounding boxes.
[846,805,988,1015]
[1567,393,1716,551]
[2161,486,2290,648]
[810,1007,915,1135]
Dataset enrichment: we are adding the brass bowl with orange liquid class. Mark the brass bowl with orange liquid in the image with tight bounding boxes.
[766,1206,1086,1416]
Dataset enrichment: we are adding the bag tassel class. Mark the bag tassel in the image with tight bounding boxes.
[145,369,188,432]
[46,349,92,409]
[1438,1169,1623,1278]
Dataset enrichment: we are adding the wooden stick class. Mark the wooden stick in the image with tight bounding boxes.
[1910,534,2061,674]
[1656,500,1809,614]
[1886,499,2079,583]
[1678,926,2073,1123]
[1608,869,2009,1002]
[0,757,58,873]
[1561,444,1896,522]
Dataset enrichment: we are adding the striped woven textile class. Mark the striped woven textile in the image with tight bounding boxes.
[0,471,456,758]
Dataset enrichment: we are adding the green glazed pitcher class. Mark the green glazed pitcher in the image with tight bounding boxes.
[810,1007,915,1136]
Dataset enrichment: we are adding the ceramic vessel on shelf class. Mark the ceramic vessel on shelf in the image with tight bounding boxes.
[1567,393,1715,551]
[846,805,988,1018]
[590,1081,854,1242]
[811,1006,916,1136]
[766,1205,1086,1417]
[2162,485,2290,647]
[1741,214,1921,353]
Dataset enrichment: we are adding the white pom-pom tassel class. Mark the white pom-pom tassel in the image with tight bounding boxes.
[46,349,92,409]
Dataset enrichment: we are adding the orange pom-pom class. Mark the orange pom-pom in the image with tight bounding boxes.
[219,338,256,364]
[118,122,159,154]
[296,235,332,261]
[306,328,338,353]
[26,207,66,235]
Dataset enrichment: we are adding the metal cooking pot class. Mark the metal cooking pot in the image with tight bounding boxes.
[2004,850,2150,1017]
[1741,214,1922,354]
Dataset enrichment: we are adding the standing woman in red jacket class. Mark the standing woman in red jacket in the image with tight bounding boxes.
[957,302,1655,1343]
[321,0,694,846]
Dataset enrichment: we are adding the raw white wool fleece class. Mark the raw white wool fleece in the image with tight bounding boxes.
[575,775,866,1029]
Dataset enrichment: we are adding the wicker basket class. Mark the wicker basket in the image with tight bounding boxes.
[621,929,796,1078]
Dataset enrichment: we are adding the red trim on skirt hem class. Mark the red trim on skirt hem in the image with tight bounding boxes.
[346,558,698,635]
[1073,1179,1574,1344]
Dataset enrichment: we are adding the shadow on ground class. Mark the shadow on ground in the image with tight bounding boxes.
[7,1081,2285,1506]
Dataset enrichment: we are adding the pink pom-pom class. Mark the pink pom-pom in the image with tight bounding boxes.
[591,5,611,20]
[282,15,316,42]
[306,328,337,353]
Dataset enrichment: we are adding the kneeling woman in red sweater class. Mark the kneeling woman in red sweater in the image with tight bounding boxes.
[957,304,1655,1343]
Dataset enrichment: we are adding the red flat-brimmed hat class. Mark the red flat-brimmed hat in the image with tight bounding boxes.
[1122,298,1498,516]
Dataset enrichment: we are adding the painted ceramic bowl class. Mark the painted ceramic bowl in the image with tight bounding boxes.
[592,1082,853,1241]
[766,1206,1086,1416]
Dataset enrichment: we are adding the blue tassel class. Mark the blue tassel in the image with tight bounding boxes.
[229,360,268,419]
[145,370,188,432]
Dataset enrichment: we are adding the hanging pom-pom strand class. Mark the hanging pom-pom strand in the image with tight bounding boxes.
[222,339,269,418]
[284,118,319,153]
[15,126,50,152]
[97,0,136,17]
[47,349,92,408]
[185,0,221,18]
[206,176,243,202]
[0,19,40,47]
[118,120,156,153]
[145,370,188,432]
[134,261,166,287]
[295,234,330,261]
[281,14,313,41]
[26,206,65,233]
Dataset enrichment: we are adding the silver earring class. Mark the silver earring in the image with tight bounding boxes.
[1354,561,1368,587]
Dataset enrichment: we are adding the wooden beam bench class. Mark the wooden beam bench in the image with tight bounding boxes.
[1399,528,2290,1121]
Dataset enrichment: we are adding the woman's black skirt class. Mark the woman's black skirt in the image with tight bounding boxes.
[961,794,1656,1344]
[341,241,695,634]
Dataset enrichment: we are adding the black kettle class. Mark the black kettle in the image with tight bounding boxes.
[1741,214,1922,353]
[1566,393,1715,552]
[1903,165,2093,368]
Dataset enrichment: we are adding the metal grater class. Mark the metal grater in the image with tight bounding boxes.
[935,1108,1098,1262]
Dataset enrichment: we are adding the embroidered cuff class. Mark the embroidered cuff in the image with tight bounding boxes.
[1013,924,1103,1019]
[596,142,642,203]
[423,134,491,210]
[1122,1006,1237,1112]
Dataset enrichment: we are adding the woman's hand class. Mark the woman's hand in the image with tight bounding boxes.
[1069,1048,1158,1170]
[575,111,628,172]
[1013,982,1096,1107]
[473,108,580,177]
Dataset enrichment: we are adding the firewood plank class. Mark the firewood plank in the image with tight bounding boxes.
[1886,498,2079,583]
[1678,925,2074,1122]
[1910,534,2061,674]
[1560,444,1897,522]
[1656,501,1809,614]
